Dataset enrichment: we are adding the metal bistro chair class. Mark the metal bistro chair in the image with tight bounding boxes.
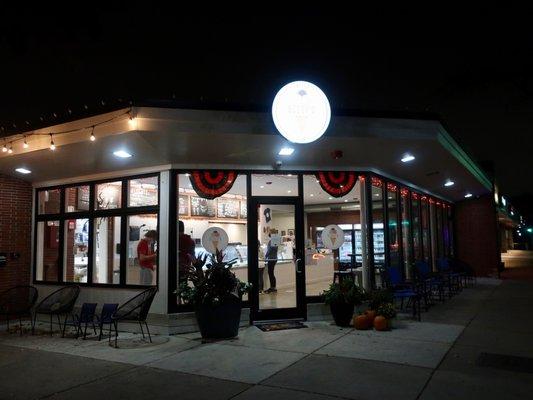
[63,303,98,339]
[414,261,446,303]
[97,303,118,341]
[110,287,158,347]
[0,285,39,335]
[437,258,464,295]
[31,285,80,336]
[383,266,422,321]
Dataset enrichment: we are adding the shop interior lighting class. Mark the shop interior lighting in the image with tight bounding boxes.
[113,150,132,158]
[464,193,473,198]
[401,154,415,162]
[278,147,295,156]
[49,134,56,151]
[7,143,13,154]
[23,137,29,149]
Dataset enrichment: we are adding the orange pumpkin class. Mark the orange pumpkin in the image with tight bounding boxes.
[373,315,390,331]
[354,314,371,330]
[365,310,376,323]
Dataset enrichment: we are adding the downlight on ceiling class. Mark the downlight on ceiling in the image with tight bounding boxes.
[113,150,132,158]
[401,154,415,163]
[15,167,31,174]
[444,180,455,187]
[278,147,295,156]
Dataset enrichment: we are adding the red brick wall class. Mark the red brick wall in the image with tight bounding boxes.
[454,194,500,277]
[0,174,33,291]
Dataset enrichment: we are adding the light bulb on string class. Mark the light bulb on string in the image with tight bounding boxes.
[128,111,137,129]
[90,126,96,141]
[7,143,13,154]
[23,136,29,149]
[50,134,56,151]
[2,142,7,153]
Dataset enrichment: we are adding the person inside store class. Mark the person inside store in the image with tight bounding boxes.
[137,230,157,285]
[258,240,265,293]
[264,233,278,293]
[178,220,196,287]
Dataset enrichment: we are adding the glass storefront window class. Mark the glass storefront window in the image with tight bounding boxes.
[387,183,400,268]
[64,218,89,282]
[36,220,60,281]
[65,185,90,213]
[252,174,298,196]
[93,217,121,284]
[38,189,61,214]
[95,181,122,210]
[177,173,248,303]
[412,193,422,262]
[303,174,362,296]
[400,188,411,277]
[421,197,430,263]
[126,213,158,285]
[128,176,158,207]
[436,202,444,259]
[371,178,385,270]
[447,205,454,257]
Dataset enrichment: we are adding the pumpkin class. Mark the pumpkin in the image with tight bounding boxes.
[354,314,371,330]
[365,310,376,323]
[373,315,390,331]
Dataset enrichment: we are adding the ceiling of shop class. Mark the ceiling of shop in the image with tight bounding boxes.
[0,107,491,202]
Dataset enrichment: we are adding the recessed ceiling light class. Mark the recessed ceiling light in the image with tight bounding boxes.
[15,167,31,174]
[287,174,292,177]
[444,180,454,187]
[328,197,333,200]
[278,147,294,156]
[344,199,348,202]
[310,194,314,197]
[260,185,264,189]
[287,190,292,193]
[374,193,380,197]
[401,154,415,163]
[113,150,132,158]
[464,193,473,198]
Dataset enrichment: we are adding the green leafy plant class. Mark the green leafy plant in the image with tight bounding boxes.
[322,277,366,306]
[376,302,397,319]
[178,250,251,306]
[368,288,394,310]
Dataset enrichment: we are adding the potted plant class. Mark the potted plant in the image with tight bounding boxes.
[178,251,251,339]
[322,277,365,327]
[365,288,394,325]
[374,302,397,331]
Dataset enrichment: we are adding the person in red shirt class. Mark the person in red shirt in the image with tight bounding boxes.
[178,221,195,286]
[137,230,157,285]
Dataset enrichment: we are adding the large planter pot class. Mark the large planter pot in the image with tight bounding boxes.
[195,297,242,339]
[330,301,355,327]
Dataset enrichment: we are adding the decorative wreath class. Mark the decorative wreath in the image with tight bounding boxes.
[315,172,358,197]
[189,171,238,199]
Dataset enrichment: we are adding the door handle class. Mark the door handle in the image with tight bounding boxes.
[295,258,302,273]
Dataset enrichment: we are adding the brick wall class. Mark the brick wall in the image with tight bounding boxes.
[454,194,500,277]
[0,174,33,291]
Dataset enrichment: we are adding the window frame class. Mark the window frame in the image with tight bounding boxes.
[33,172,160,289]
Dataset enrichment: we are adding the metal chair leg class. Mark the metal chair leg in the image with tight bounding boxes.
[114,321,118,348]
[56,314,62,336]
[139,320,145,339]
[144,321,152,343]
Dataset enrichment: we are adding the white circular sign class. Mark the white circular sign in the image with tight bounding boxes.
[202,227,229,254]
[272,81,331,144]
[321,224,345,250]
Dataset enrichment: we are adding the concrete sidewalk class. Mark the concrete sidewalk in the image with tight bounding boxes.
[1,277,532,399]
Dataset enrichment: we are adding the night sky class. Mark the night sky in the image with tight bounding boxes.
[1,7,532,202]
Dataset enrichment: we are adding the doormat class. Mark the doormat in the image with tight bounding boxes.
[255,321,307,332]
[476,352,533,373]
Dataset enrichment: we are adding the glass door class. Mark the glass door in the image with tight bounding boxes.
[249,197,306,321]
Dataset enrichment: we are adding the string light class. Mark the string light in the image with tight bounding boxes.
[23,136,29,149]
[49,134,56,151]
[7,143,13,154]
[90,126,96,142]
[2,142,7,153]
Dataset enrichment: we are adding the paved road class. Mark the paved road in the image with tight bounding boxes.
[1,276,532,399]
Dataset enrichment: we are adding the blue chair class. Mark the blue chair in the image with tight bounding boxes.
[384,266,421,321]
[414,261,446,303]
[437,258,463,295]
[96,303,119,341]
[62,302,97,339]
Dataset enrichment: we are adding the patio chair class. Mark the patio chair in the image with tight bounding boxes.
[451,259,476,287]
[437,258,464,295]
[383,266,422,321]
[110,287,158,347]
[96,303,118,341]
[31,285,80,336]
[62,303,97,339]
[0,285,39,335]
[414,261,446,303]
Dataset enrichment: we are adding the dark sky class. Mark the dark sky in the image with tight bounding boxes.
[1,7,532,198]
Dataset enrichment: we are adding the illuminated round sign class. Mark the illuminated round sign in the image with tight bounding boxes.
[202,227,229,254]
[272,81,331,144]
[321,224,344,250]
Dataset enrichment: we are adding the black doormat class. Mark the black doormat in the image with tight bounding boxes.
[255,321,307,332]
[476,352,533,373]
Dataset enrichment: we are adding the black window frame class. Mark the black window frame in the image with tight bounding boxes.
[33,172,160,289]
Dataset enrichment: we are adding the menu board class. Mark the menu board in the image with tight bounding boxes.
[190,196,216,217]
[178,195,189,216]
[217,198,240,218]
[240,200,247,219]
